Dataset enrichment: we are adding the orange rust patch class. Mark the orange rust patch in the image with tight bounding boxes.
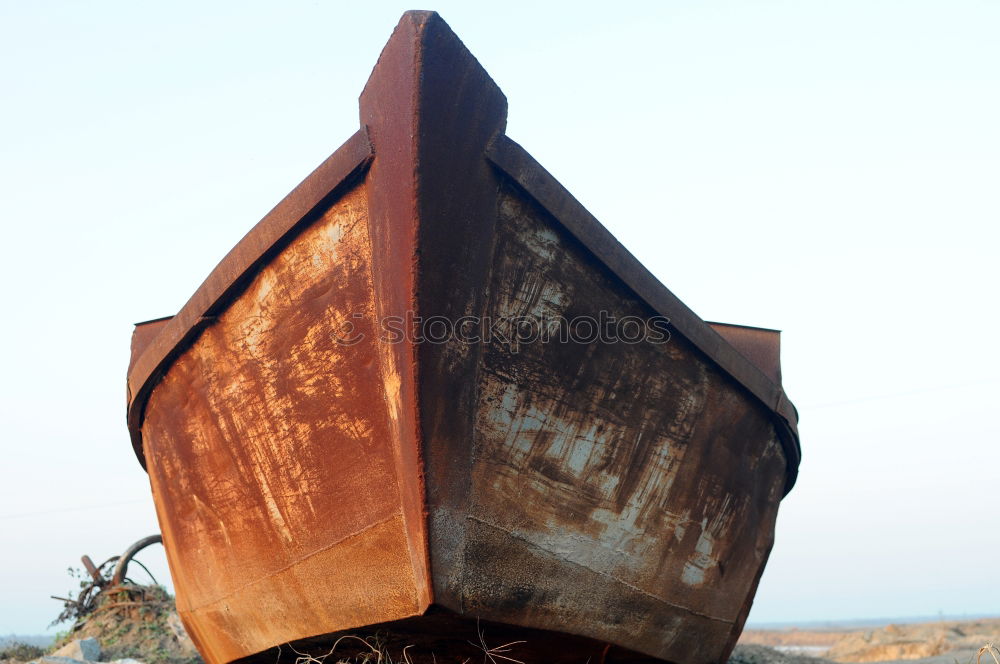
[183,515,419,664]
[142,184,426,664]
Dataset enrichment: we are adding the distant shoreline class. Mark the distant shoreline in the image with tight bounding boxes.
[746,614,1000,631]
[741,616,1000,664]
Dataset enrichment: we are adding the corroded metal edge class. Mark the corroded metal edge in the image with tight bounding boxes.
[126,128,374,467]
[485,135,800,492]
[707,322,783,385]
[357,9,451,615]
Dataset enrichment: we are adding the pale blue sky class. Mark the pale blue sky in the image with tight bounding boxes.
[1,0,998,635]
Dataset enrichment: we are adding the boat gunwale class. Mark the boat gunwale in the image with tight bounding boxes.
[125,127,374,467]
[124,126,800,492]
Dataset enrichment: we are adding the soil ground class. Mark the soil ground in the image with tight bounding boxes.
[738,618,1000,664]
[4,603,998,664]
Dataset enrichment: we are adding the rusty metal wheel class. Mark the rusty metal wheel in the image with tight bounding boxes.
[111,534,163,586]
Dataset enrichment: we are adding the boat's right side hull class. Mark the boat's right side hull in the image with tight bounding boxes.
[431,180,788,663]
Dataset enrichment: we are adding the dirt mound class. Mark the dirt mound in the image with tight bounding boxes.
[53,585,199,664]
[824,621,1000,663]
[742,619,1000,663]
[826,635,948,663]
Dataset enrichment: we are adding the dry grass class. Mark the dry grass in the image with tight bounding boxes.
[975,644,1000,664]
[277,636,417,664]
[0,642,45,663]
[467,621,525,664]
[272,621,528,664]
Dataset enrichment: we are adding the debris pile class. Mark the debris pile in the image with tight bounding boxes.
[41,537,200,664]
[49,587,199,664]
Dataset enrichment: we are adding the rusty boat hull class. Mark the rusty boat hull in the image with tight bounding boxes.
[126,12,801,664]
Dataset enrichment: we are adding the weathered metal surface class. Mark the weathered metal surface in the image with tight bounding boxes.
[111,534,163,587]
[140,184,428,664]
[483,136,800,475]
[127,129,374,467]
[127,10,801,664]
[707,323,783,386]
[458,183,786,661]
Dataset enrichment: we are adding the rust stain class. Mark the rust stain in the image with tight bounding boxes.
[455,183,787,661]
[142,184,424,663]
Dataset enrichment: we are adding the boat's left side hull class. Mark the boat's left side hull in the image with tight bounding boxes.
[141,183,428,664]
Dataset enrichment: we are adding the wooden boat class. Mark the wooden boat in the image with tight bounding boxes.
[126,11,801,664]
